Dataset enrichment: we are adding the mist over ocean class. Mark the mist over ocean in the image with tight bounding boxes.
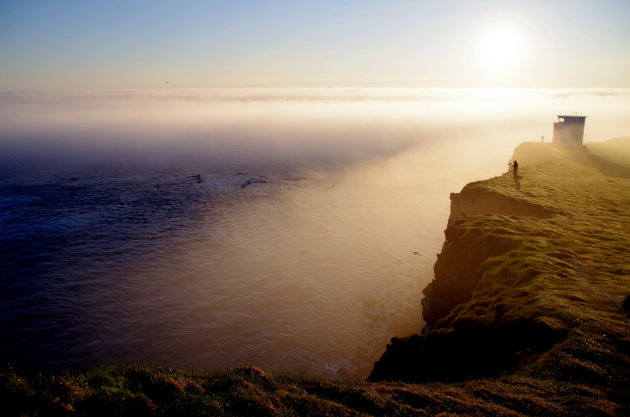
[1,88,629,379]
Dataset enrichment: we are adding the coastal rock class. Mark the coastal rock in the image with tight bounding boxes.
[370,142,630,391]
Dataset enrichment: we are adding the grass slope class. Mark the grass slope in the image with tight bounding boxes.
[1,365,621,417]
[2,140,629,416]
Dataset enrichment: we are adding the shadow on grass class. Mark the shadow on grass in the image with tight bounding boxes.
[571,148,630,179]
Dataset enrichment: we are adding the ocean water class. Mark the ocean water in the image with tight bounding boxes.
[1,88,629,379]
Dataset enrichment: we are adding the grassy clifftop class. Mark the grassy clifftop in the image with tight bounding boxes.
[371,140,630,411]
[3,140,629,416]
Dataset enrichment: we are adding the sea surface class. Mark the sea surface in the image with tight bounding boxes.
[1,88,629,379]
[0,163,435,379]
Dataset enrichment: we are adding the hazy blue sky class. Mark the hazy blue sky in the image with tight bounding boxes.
[1,0,629,89]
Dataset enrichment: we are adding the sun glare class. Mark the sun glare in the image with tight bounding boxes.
[478,24,526,71]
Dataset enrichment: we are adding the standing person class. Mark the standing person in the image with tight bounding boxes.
[513,160,519,177]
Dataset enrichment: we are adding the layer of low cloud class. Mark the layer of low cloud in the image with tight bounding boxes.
[1,88,629,175]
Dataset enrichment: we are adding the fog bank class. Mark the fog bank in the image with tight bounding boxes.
[2,88,630,173]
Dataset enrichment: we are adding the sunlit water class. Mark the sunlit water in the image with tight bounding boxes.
[1,88,629,379]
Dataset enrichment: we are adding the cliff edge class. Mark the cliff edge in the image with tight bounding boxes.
[370,140,630,411]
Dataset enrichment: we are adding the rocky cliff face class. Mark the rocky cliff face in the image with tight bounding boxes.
[370,196,564,382]
[422,187,556,328]
[369,143,630,395]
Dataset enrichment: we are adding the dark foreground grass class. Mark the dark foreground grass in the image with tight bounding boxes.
[0,364,622,416]
[2,140,629,416]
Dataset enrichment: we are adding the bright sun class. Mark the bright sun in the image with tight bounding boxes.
[478,24,526,70]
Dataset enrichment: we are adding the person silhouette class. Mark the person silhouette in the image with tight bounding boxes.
[513,160,519,177]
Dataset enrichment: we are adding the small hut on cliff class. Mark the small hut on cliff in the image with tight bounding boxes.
[552,115,586,146]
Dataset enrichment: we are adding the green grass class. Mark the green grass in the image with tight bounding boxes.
[372,140,630,413]
[2,139,629,416]
[1,365,623,416]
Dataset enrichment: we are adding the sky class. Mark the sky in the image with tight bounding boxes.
[1,0,630,90]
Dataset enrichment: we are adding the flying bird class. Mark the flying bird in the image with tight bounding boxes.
[411,251,421,256]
